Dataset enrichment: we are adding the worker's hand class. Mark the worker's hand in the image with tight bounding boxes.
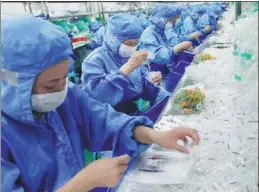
[152,127,200,154]
[173,41,192,53]
[56,154,130,192]
[204,25,211,32]
[86,154,130,188]
[189,31,201,39]
[217,23,222,30]
[120,50,148,76]
[151,71,162,85]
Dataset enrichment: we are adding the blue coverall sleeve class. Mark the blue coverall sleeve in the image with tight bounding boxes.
[74,86,154,157]
[140,30,174,65]
[165,28,182,47]
[81,58,139,107]
[197,14,211,30]
[2,140,24,192]
[182,16,198,35]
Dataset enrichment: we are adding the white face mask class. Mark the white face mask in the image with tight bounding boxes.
[118,43,137,58]
[165,22,173,29]
[31,80,68,113]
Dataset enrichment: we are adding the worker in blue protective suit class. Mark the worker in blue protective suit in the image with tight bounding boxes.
[165,6,203,47]
[135,11,149,29]
[181,7,212,39]
[205,4,224,31]
[138,4,193,75]
[195,6,210,30]
[213,3,224,19]
[139,13,149,29]
[216,2,229,11]
[1,16,200,192]
[174,6,190,34]
[88,20,105,49]
[81,13,166,115]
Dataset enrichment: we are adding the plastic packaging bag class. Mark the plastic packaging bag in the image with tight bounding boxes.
[193,53,216,64]
[115,116,200,192]
[172,84,206,114]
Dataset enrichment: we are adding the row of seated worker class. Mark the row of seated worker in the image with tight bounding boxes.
[69,2,227,72]
[76,2,229,119]
[82,2,228,51]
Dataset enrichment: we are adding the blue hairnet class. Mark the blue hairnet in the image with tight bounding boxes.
[149,4,177,29]
[191,9,199,22]
[196,6,207,15]
[89,20,102,33]
[103,13,144,55]
[210,4,223,14]
[1,16,72,121]
[175,7,184,15]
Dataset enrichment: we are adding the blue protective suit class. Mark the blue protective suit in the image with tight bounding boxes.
[88,20,105,49]
[135,12,149,29]
[181,10,207,37]
[1,16,154,192]
[216,2,229,11]
[165,27,190,47]
[164,6,197,47]
[212,4,224,18]
[139,14,149,29]
[81,13,164,115]
[139,4,177,72]
[195,6,211,30]
[205,4,223,31]
[175,7,190,33]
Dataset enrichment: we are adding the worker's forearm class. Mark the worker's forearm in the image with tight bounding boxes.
[188,31,200,39]
[56,168,95,192]
[120,62,134,76]
[133,125,159,145]
[172,45,182,53]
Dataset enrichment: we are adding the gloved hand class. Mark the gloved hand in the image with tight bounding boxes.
[204,25,212,32]
[133,126,200,154]
[150,71,162,85]
[56,154,130,191]
[217,23,222,30]
[189,31,201,39]
[173,41,193,53]
[120,50,148,76]
[151,127,200,154]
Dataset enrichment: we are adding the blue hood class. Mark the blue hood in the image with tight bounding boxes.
[211,4,223,13]
[103,13,144,57]
[1,16,72,122]
[149,4,177,30]
[191,9,199,23]
[179,7,192,23]
[209,4,223,19]
[89,20,102,33]
[175,7,184,15]
[196,6,207,15]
